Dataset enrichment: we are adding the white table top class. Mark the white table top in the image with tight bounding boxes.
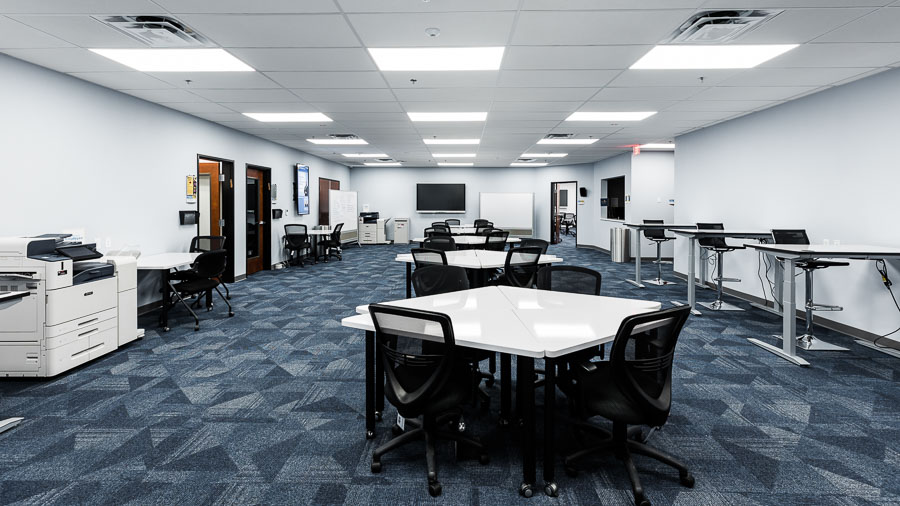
[412,236,522,245]
[395,250,562,269]
[749,243,900,259]
[307,228,334,235]
[136,252,199,270]
[624,223,697,230]
[672,229,772,239]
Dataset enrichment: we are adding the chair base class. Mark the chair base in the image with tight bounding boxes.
[643,278,676,286]
[0,417,23,435]
[774,334,848,351]
[699,300,744,311]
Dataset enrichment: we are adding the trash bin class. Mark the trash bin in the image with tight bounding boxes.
[610,227,631,263]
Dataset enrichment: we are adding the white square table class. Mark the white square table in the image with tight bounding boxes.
[137,252,200,330]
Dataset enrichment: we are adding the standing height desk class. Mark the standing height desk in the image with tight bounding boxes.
[747,244,900,366]
[623,223,696,288]
[671,230,772,315]
[136,253,199,331]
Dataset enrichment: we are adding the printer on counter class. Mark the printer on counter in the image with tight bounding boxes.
[0,235,138,377]
[358,212,391,245]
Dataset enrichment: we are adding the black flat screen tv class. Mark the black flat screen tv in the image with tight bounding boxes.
[416,183,465,213]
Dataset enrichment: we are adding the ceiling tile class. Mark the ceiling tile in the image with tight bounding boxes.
[337,0,519,12]
[701,0,891,8]
[0,16,71,48]
[665,100,777,112]
[511,10,690,45]
[150,72,281,89]
[265,71,385,88]
[719,67,875,87]
[123,89,210,103]
[221,102,316,113]
[154,0,338,13]
[490,101,583,112]
[814,7,900,42]
[738,8,877,44]
[689,85,818,101]
[606,69,740,88]
[291,88,397,102]
[582,100,679,111]
[761,42,900,68]
[187,88,299,102]
[161,102,234,113]
[226,48,376,72]
[393,88,495,102]
[177,14,360,47]
[522,0,706,8]
[497,70,619,88]
[9,15,145,47]
[69,71,173,89]
[492,87,599,101]
[401,101,493,111]
[592,86,702,101]
[0,0,165,14]
[310,102,403,113]
[502,45,651,70]
[383,71,498,88]
[1,47,128,72]
[347,12,516,46]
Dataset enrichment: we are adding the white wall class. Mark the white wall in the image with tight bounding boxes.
[349,164,595,244]
[0,54,349,304]
[593,153,632,251]
[675,66,900,341]
[557,182,577,214]
[631,152,676,258]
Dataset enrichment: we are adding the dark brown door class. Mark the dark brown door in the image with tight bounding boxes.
[198,161,221,236]
[318,178,340,226]
[246,168,265,275]
[551,183,561,244]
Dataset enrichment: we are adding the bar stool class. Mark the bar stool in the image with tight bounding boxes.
[771,229,849,350]
[642,219,676,286]
[697,223,745,311]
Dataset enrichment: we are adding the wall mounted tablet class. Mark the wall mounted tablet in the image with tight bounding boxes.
[179,210,199,225]
[416,183,465,213]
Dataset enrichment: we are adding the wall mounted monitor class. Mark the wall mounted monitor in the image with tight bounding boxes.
[416,183,466,213]
[295,164,310,215]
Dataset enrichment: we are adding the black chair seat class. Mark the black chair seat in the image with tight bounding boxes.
[570,362,670,427]
[649,236,675,243]
[703,245,744,252]
[173,278,220,293]
[389,361,472,419]
[798,259,850,269]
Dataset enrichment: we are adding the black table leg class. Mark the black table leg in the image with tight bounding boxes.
[543,357,558,497]
[365,330,375,439]
[406,262,412,298]
[375,340,384,420]
[499,353,511,426]
[518,356,536,498]
[160,268,172,331]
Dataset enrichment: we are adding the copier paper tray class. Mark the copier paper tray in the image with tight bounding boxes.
[72,262,115,284]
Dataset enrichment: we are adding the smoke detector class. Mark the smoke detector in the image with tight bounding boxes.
[666,10,783,44]
[94,15,213,47]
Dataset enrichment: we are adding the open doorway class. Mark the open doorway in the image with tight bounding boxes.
[550,181,578,245]
[197,155,235,282]
[246,164,272,276]
[318,177,340,226]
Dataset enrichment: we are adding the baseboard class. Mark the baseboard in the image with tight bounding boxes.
[234,274,246,282]
[672,270,900,351]
[576,244,609,254]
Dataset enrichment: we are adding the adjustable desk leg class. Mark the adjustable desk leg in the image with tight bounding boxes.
[626,228,645,288]
[672,237,701,315]
[518,356,536,497]
[499,353,511,427]
[749,257,809,366]
[543,357,558,497]
[405,263,412,299]
[365,330,376,439]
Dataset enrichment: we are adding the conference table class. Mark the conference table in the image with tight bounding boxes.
[136,252,200,331]
[747,243,900,366]
[670,230,772,315]
[341,285,661,497]
[623,223,696,288]
[396,249,563,298]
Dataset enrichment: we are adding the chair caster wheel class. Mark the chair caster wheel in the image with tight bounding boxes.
[519,483,533,498]
[564,465,578,477]
[163,327,170,332]
[428,481,442,497]
[457,421,466,432]
[365,430,375,440]
[193,326,199,331]
[370,460,382,473]
[391,424,404,436]
[680,472,695,488]
[485,377,495,388]
[226,296,231,300]
[544,482,559,497]
[498,417,510,428]
[635,493,650,506]
[228,312,234,317]
[479,454,490,465]
[374,411,382,421]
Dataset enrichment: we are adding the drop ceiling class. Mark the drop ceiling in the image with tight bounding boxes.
[2,0,899,167]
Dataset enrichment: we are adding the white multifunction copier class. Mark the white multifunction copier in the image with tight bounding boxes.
[0,235,139,378]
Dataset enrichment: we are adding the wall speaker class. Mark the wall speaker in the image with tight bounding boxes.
[579,187,588,197]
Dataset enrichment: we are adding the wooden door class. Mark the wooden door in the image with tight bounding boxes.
[318,178,340,226]
[246,168,265,275]
[550,183,561,244]
[198,161,220,236]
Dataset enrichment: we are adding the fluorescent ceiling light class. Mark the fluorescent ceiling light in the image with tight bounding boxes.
[423,138,480,145]
[364,162,401,166]
[307,138,368,145]
[630,44,798,70]
[522,153,567,158]
[511,162,548,167]
[408,112,487,122]
[640,143,676,150]
[438,162,474,167]
[537,138,598,145]
[431,153,476,158]
[89,48,254,72]
[244,112,331,122]
[566,111,656,122]
[342,153,388,158]
[368,47,505,71]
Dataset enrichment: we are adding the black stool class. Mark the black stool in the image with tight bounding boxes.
[642,219,676,286]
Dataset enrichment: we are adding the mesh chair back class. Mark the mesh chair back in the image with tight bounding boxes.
[191,249,228,279]
[329,223,344,242]
[563,213,575,224]
[474,219,491,228]
[369,304,456,414]
[423,236,457,252]
[771,229,810,245]
[432,223,451,233]
[485,230,509,251]
[411,248,448,268]
[608,305,691,427]
[642,219,668,241]
[191,236,227,252]
[696,222,729,250]
[283,224,309,248]
[445,219,461,226]
[537,265,601,295]
[476,226,494,236]
[425,227,451,238]
[503,246,543,287]
[412,265,469,297]
[519,238,549,254]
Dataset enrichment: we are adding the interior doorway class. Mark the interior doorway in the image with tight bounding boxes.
[318,177,340,226]
[246,165,272,276]
[550,181,578,245]
[197,155,235,283]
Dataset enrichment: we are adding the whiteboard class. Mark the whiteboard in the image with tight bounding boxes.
[329,189,358,231]
[479,192,534,230]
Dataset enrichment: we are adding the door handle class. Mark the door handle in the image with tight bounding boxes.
[258,221,266,225]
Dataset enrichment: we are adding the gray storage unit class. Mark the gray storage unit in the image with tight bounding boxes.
[393,218,409,244]
[610,227,631,263]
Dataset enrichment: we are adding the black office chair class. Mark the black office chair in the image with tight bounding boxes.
[412,265,495,406]
[473,219,492,228]
[519,238,549,254]
[424,227,452,238]
[562,306,694,506]
[475,226,495,236]
[171,235,231,304]
[444,218,461,226]
[423,236,457,252]
[320,223,343,262]
[562,213,576,236]
[283,224,311,268]
[493,246,543,288]
[484,230,509,251]
[697,223,745,311]
[368,304,489,497]
[771,229,848,350]
[432,223,451,233]
[537,265,601,295]
[411,248,447,268]
[642,219,676,286]
[167,249,234,331]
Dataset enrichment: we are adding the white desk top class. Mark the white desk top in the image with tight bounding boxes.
[412,236,522,245]
[136,252,199,270]
[475,250,562,269]
[749,243,900,259]
[307,228,334,235]
[624,223,697,230]
[394,250,562,269]
[450,227,478,235]
[672,229,772,239]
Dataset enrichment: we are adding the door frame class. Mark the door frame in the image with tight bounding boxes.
[246,164,272,273]
[197,155,236,283]
[550,180,578,246]
[318,177,341,226]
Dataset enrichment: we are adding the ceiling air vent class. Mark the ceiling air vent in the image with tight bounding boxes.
[375,158,395,163]
[517,158,537,163]
[666,10,783,44]
[94,15,213,47]
[330,134,361,140]
[544,133,574,139]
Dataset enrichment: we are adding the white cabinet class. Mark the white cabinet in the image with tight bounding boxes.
[394,218,410,244]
